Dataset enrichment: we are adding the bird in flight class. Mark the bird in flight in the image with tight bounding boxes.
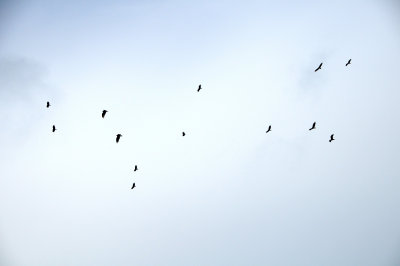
[266,125,271,133]
[134,165,138,172]
[116,134,122,143]
[346,59,351,66]
[52,125,56,132]
[46,101,51,108]
[131,183,136,189]
[315,63,323,72]
[197,84,202,92]
[182,132,186,137]
[309,122,316,131]
[102,110,108,118]
[329,134,335,142]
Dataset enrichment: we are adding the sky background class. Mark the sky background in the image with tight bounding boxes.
[0,0,400,265]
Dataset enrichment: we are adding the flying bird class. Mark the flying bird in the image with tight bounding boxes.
[309,122,316,131]
[182,132,186,137]
[102,110,108,118]
[329,134,335,142]
[46,101,50,108]
[266,125,271,133]
[315,63,323,72]
[52,125,56,132]
[131,183,136,189]
[134,165,138,172]
[116,134,122,143]
[197,84,202,92]
[346,59,351,66]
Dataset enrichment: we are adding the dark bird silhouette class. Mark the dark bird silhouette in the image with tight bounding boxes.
[266,125,271,133]
[52,125,56,132]
[134,165,138,172]
[116,134,122,143]
[182,132,186,137]
[346,59,351,66]
[315,63,323,72]
[102,110,108,118]
[329,134,335,142]
[309,122,316,131]
[46,101,50,108]
[131,183,136,189]
[197,84,202,92]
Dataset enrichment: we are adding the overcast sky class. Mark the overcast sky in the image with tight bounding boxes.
[1,0,400,265]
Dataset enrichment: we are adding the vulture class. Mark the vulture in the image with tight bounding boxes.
[309,122,316,131]
[46,101,51,108]
[329,134,335,142]
[116,134,122,143]
[197,84,202,92]
[131,183,136,189]
[52,125,56,132]
[346,59,351,66]
[266,125,271,133]
[102,110,108,118]
[182,132,186,137]
[134,165,138,172]
[315,63,323,72]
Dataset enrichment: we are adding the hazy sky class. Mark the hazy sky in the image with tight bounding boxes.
[1,1,400,265]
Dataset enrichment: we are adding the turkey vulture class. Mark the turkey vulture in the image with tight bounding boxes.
[131,183,136,189]
[102,110,108,118]
[197,84,202,92]
[116,134,122,143]
[134,165,138,172]
[315,63,323,72]
[346,59,351,66]
[182,132,186,137]
[309,122,316,131]
[266,125,271,133]
[46,101,50,108]
[52,125,56,132]
[329,134,335,142]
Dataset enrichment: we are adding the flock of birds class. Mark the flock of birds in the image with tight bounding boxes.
[46,59,351,189]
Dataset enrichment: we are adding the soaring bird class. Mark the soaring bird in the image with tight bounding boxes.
[197,84,202,92]
[134,165,138,172]
[102,110,108,118]
[131,183,136,189]
[329,134,335,142]
[266,125,271,133]
[46,101,51,108]
[315,63,323,72]
[346,59,351,66]
[52,125,56,132]
[182,132,186,137]
[116,134,122,143]
[309,122,316,131]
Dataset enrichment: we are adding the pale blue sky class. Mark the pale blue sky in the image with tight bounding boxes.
[1,1,400,265]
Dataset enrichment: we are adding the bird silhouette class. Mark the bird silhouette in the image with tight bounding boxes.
[309,122,316,131]
[197,84,202,92]
[52,125,56,132]
[346,59,351,66]
[46,101,50,108]
[182,132,186,137]
[329,134,335,142]
[102,110,108,118]
[116,134,122,143]
[315,63,323,72]
[131,183,136,189]
[134,165,138,171]
[266,125,271,133]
